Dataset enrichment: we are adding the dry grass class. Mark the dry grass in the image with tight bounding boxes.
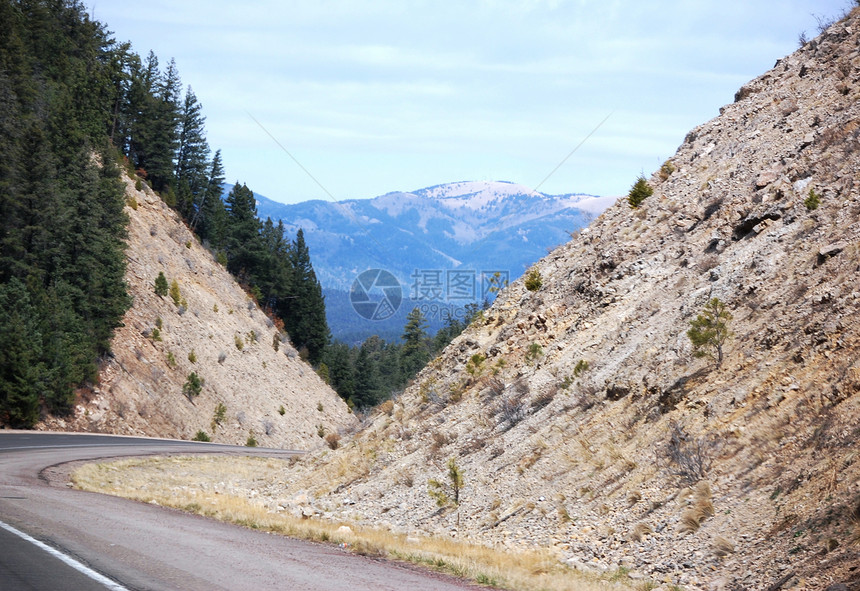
[677,481,714,534]
[629,522,653,542]
[712,535,735,557]
[73,456,625,591]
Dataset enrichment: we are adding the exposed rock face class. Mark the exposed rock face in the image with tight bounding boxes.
[277,11,860,589]
[39,174,355,449]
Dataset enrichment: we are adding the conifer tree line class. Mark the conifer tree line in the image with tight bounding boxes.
[0,0,328,426]
[324,304,481,409]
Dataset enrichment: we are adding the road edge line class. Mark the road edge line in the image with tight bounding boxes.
[0,519,129,591]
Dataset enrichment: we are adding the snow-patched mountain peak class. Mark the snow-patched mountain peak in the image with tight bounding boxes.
[412,180,596,212]
[416,180,542,205]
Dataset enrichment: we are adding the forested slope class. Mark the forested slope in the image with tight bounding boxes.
[0,0,332,431]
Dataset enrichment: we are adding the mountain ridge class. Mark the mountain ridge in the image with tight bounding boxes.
[249,181,605,340]
[253,180,602,289]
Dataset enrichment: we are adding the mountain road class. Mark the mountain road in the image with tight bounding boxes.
[0,432,480,591]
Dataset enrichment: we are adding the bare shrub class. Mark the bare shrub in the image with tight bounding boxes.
[396,469,414,487]
[497,395,527,430]
[430,431,452,456]
[660,422,714,485]
[460,437,487,456]
[530,388,555,412]
[485,378,505,398]
[262,420,275,436]
[378,400,394,415]
[325,432,340,450]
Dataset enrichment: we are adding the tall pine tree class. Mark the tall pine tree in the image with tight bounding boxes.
[400,307,430,380]
[283,229,329,365]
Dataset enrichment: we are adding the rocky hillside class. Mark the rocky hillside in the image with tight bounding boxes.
[275,11,860,590]
[39,173,355,449]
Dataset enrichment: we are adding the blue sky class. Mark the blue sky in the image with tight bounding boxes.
[90,1,851,204]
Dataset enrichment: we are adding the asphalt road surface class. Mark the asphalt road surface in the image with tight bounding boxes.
[0,431,481,591]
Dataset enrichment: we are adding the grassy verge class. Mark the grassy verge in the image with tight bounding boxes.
[72,455,639,591]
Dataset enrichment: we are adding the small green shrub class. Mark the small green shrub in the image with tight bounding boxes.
[188,349,197,363]
[151,328,162,342]
[317,424,326,438]
[192,430,211,442]
[185,240,191,249]
[279,404,286,416]
[155,317,162,329]
[525,343,544,364]
[234,334,244,350]
[524,268,542,291]
[659,160,676,180]
[211,402,227,431]
[687,297,732,366]
[465,353,486,377]
[428,458,464,509]
[573,359,590,377]
[166,351,177,369]
[486,271,508,294]
[183,372,203,399]
[246,432,258,447]
[154,272,168,297]
[127,196,138,210]
[628,175,654,208]
[316,362,330,384]
[135,179,143,191]
[212,303,218,313]
[316,402,323,412]
[169,280,181,306]
[804,188,821,210]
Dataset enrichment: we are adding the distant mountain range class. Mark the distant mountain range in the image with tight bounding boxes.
[236,181,614,342]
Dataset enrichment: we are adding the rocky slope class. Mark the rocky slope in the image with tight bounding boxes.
[39,173,355,449]
[272,11,860,590]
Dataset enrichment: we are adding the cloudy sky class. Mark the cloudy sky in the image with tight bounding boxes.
[90,1,850,204]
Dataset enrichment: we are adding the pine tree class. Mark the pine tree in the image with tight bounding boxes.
[192,149,225,238]
[627,175,653,208]
[0,279,45,427]
[284,229,329,365]
[687,298,732,366]
[224,182,264,282]
[400,307,430,380]
[353,341,382,408]
[154,271,168,296]
[175,86,209,218]
[324,341,355,403]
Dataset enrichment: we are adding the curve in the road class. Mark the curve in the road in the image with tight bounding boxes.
[0,431,482,591]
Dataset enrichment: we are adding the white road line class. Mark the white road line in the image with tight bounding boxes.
[0,520,130,591]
